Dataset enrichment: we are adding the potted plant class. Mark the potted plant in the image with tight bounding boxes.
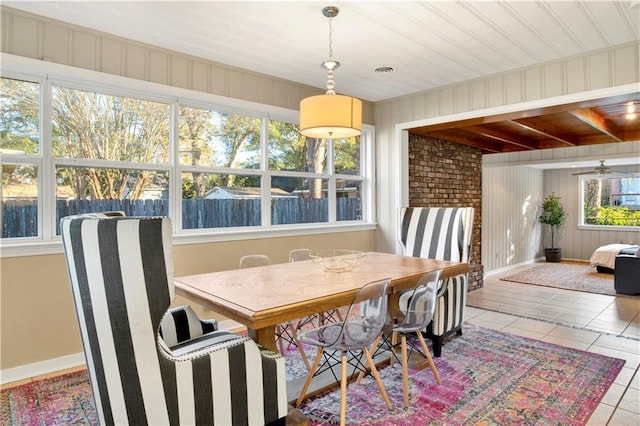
[539,193,567,263]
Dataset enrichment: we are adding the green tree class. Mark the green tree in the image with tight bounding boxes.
[216,114,260,186]
[51,87,169,200]
[179,107,216,197]
[0,78,40,155]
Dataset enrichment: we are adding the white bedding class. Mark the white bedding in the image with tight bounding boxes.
[590,243,638,270]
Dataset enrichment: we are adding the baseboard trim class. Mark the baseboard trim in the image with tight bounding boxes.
[484,258,543,277]
[0,319,247,385]
[1,353,86,385]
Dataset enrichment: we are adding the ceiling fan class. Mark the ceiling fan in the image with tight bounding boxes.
[572,160,634,177]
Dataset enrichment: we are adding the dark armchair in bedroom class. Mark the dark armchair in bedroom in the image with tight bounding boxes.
[614,247,640,295]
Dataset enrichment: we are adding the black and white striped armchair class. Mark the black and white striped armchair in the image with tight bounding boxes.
[398,207,474,357]
[60,214,288,425]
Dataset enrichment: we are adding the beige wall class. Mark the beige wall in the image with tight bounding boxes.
[0,231,374,370]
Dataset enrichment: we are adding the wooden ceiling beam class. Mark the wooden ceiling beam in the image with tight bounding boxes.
[569,108,624,142]
[510,118,577,146]
[421,131,503,153]
[464,125,537,150]
[406,93,639,134]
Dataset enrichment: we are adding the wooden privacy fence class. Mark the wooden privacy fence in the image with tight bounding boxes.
[2,198,361,238]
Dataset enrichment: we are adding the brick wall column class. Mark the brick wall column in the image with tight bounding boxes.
[408,135,483,290]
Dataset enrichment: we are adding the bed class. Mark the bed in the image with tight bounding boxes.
[590,243,639,272]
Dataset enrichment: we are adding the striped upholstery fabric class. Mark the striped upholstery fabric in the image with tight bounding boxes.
[60,215,288,425]
[159,305,217,348]
[398,207,474,357]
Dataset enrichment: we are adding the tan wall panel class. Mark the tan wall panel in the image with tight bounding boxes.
[211,65,228,97]
[71,32,98,70]
[43,24,68,64]
[100,37,124,76]
[125,44,147,81]
[271,79,289,109]
[227,71,243,100]
[192,60,210,93]
[149,50,169,85]
[0,230,374,370]
[257,76,273,106]
[242,73,259,103]
[11,15,40,59]
[170,55,190,89]
[0,254,82,369]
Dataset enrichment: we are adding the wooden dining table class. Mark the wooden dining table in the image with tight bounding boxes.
[174,251,469,353]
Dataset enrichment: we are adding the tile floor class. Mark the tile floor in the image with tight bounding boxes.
[467,264,640,425]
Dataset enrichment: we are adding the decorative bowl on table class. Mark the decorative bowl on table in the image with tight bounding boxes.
[309,250,367,273]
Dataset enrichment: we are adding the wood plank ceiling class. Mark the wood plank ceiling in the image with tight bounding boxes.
[409,93,640,154]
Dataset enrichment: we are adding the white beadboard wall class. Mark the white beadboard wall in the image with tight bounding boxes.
[482,166,544,272]
[374,42,639,267]
[483,142,640,272]
[543,164,640,262]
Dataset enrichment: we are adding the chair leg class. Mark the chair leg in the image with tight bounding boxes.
[296,347,324,408]
[416,332,441,385]
[390,331,398,367]
[292,329,311,370]
[355,333,382,384]
[363,347,393,411]
[400,334,410,408]
[340,352,348,426]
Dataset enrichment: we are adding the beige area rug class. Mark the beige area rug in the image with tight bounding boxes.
[500,261,617,296]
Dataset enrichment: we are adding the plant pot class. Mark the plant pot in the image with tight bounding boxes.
[544,248,562,263]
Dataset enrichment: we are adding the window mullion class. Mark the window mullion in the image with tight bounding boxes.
[170,102,181,233]
[261,118,271,228]
[41,78,53,240]
[327,138,336,223]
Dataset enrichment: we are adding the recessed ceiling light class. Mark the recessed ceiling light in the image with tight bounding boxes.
[374,66,394,73]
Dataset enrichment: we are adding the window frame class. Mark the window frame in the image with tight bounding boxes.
[1,54,376,258]
[577,175,640,232]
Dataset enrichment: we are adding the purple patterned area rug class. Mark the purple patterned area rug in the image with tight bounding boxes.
[1,324,625,426]
[293,323,625,425]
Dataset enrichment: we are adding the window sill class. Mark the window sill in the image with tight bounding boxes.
[0,222,378,258]
[578,224,640,233]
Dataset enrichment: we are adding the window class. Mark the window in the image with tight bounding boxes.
[1,63,373,250]
[581,176,640,228]
[1,78,40,238]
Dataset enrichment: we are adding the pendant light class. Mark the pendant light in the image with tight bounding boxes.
[299,6,362,139]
